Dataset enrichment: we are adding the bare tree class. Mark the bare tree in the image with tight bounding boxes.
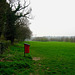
[15,17,32,41]
[4,0,32,43]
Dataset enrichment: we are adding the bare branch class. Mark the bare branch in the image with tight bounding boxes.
[12,0,30,14]
[13,2,20,13]
[19,2,30,11]
[24,7,32,15]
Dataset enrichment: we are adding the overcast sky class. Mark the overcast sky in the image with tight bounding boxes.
[30,0,75,37]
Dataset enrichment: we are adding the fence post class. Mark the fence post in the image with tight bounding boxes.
[0,43,3,54]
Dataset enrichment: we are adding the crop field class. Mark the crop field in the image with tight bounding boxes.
[0,41,75,75]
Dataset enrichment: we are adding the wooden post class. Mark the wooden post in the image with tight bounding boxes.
[24,45,25,57]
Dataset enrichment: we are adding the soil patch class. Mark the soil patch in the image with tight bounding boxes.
[32,57,40,61]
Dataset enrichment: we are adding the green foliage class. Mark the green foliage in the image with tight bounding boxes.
[4,4,18,43]
[0,35,5,41]
[3,40,11,48]
[1,41,75,75]
[0,0,32,43]
[0,42,33,75]
[0,40,11,54]
[0,0,9,37]
[0,61,31,75]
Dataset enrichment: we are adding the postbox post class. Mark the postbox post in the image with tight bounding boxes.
[24,43,30,57]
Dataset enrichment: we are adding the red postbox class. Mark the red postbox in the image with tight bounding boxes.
[24,44,30,55]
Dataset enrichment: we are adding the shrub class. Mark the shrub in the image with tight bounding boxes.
[0,40,11,54]
[0,35,5,41]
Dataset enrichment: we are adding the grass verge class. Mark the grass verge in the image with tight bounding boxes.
[0,41,75,75]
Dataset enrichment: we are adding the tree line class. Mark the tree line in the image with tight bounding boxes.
[32,36,75,42]
[0,0,32,44]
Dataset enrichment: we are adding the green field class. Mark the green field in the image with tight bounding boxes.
[0,41,75,75]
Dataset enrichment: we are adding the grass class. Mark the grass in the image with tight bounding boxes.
[0,41,75,75]
[29,41,75,75]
